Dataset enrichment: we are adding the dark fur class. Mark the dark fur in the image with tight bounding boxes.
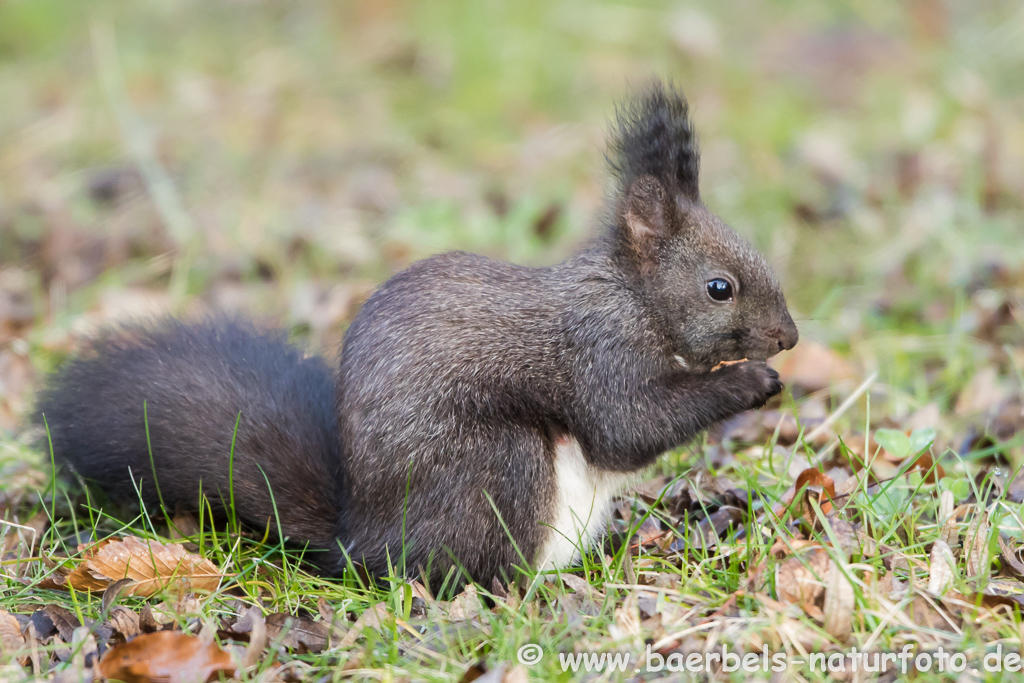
[35,319,347,570]
[608,81,701,202]
[34,82,798,586]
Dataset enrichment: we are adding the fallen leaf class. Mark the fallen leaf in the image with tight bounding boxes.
[446,584,484,622]
[0,610,27,665]
[776,546,831,611]
[790,468,836,520]
[167,512,201,541]
[242,609,266,669]
[825,517,862,560]
[907,452,945,484]
[928,540,956,595]
[41,604,80,642]
[64,536,221,597]
[998,535,1024,580]
[265,613,330,653]
[65,626,99,673]
[459,661,489,683]
[965,513,991,580]
[468,663,530,683]
[98,631,234,683]
[937,490,954,525]
[822,560,854,640]
[970,580,1024,613]
[139,605,163,633]
[316,598,349,643]
[611,591,641,641]
[338,603,391,648]
[940,503,968,548]
[489,577,509,601]
[108,606,142,640]
[561,574,604,616]
[102,577,136,614]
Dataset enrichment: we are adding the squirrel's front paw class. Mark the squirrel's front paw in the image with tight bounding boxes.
[720,360,783,410]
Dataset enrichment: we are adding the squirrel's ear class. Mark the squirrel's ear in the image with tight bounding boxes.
[621,175,676,255]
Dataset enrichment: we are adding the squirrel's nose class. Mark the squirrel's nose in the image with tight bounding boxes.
[767,321,799,352]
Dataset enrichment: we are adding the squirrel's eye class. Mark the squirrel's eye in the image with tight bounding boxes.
[706,278,734,302]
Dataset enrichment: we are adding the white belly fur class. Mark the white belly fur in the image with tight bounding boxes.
[536,436,636,570]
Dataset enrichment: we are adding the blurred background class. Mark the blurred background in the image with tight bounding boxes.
[1,0,1023,451]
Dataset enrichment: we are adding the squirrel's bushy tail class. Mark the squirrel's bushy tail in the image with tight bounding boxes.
[608,81,701,202]
[35,318,346,571]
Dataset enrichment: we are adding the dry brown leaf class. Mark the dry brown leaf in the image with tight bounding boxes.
[610,591,641,642]
[877,542,929,574]
[447,584,484,622]
[965,513,991,580]
[489,577,509,601]
[137,605,161,633]
[41,604,80,642]
[833,470,867,499]
[338,603,391,648]
[873,571,902,602]
[776,546,831,611]
[460,663,530,683]
[316,598,349,644]
[769,538,823,558]
[825,518,862,560]
[937,490,954,525]
[789,468,836,521]
[167,512,201,541]
[266,613,330,653]
[927,540,956,595]
[0,610,27,666]
[562,573,604,600]
[98,630,235,683]
[907,451,945,484]
[459,661,489,682]
[108,606,142,640]
[774,615,832,651]
[940,514,962,549]
[854,526,878,559]
[560,574,604,616]
[65,536,221,597]
[998,535,1024,580]
[822,559,854,640]
[242,609,266,670]
[407,580,432,601]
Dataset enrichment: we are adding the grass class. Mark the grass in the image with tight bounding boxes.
[2,0,1024,680]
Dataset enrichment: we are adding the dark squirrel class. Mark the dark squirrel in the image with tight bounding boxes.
[35,82,798,587]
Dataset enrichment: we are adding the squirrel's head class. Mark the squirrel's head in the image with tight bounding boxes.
[607,82,798,372]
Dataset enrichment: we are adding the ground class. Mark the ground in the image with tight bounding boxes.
[2,0,1024,681]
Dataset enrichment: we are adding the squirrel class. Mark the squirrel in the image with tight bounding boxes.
[35,81,798,588]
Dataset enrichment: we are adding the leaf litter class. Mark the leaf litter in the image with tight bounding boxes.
[2,3,1024,680]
